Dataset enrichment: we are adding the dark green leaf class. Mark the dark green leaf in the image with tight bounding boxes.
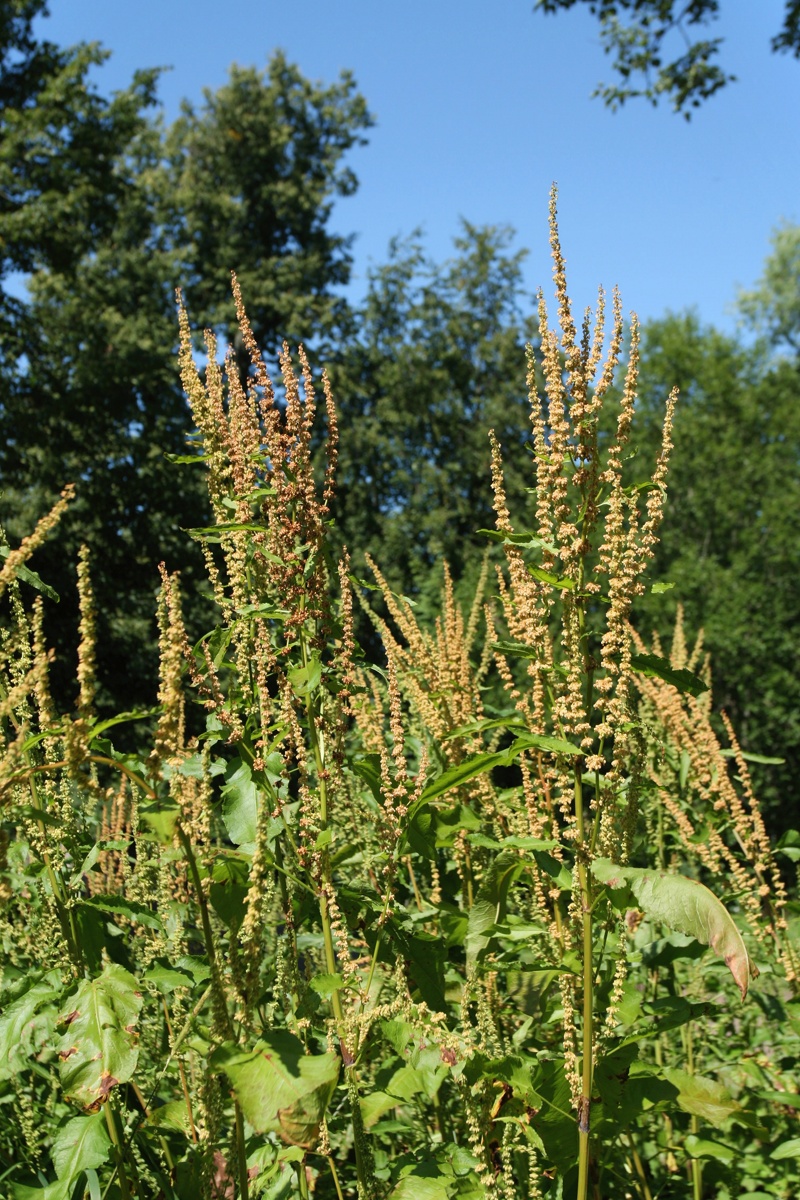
[630,653,708,697]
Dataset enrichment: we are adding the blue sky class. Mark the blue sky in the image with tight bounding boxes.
[35,0,800,336]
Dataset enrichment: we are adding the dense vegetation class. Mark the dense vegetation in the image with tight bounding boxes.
[1,5,799,1197]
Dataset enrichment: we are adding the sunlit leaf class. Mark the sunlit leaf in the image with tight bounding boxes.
[592,860,756,998]
[56,963,143,1109]
[211,1031,340,1148]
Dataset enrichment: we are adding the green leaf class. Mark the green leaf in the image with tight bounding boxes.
[770,1138,800,1160]
[511,731,582,757]
[211,1030,340,1148]
[78,896,163,931]
[684,1134,736,1162]
[388,1180,450,1200]
[145,1100,193,1134]
[420,749,508,802]
[56,963,143,1108]
[143,965,195,992]
[630,653,708,697]
[491,639,540,660]
[476,528,558,553]
[222,759,260,847]
[288,656,323,698]
[661,1068,740,1127]
[718,749,785,765]
[443,714,526,739]
[592,860,756,998]
[309,974,345,999]
[0,972,62,1077]
[164,452,208,464]
[360,1091,399,1128]
[527,566,575,589]
[51,1113,111,1181]
[466,851,527,968]
[0,544,60,601]
[775,830,800,862]
[651,581,676,594]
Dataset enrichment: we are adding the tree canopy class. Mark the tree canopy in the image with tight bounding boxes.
[533,1,800,116]
[0,5,372,715]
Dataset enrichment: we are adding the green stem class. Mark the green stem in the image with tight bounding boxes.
[575,767,594,1200]
[234,1100,250,1200]
[104,1102,133,1200]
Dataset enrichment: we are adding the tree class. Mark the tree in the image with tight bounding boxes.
[738,222,800,355]
[533,1,800,116]
[0,7,372,716]
[629,311,800,831]
[328,223,540,610]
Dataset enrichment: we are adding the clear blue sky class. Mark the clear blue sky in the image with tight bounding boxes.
[35,0,800,336]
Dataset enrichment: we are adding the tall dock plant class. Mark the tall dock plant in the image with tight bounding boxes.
[0,190,794,1200]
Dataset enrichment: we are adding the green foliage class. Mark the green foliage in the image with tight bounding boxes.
[0,197,797,1200]
[533,0,800,115]
[330,223,539,609]
[629,311,800,832]
[0,10,371,718]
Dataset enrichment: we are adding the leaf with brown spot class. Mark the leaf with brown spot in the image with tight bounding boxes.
[56,964,142,1108]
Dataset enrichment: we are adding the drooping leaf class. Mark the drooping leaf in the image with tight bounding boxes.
[211,1031,340,1147]
[592,859,756,999]
[630,653,708,697]
[719,748,785,765]
[388,1178,450,1200]
[56,963,143,1109]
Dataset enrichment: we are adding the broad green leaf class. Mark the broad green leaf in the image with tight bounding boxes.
[51,1113,111,1182]
[592,859,756,999]
[78,895,163,931]
[361,1091,399,1128]
[0,972,62,1077]
[0,544,60,601]
[661,1068,740,1127]
[288,656,323,698]
[309,974,345,998]
[651,581,676,594]
[630,653,708,697]
[771,1138,800,1160]
[684,1134,736,1162]
[222,759,259,847]
[56,963,143,1108]
[146,1100,193,1134]
[211,1031,340,1148]
[775,830,800,862]
[143,965,195,992]
[476,528,557,552]
[388,1179,450,1200]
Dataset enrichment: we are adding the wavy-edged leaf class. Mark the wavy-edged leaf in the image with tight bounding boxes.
[56,963,143,1108]
[211,1031,339,1148]
[592,860,756,998]
[11,1113,111,1200]
[630,653,708,697]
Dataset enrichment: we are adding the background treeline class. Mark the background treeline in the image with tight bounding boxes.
[1,0,798,831]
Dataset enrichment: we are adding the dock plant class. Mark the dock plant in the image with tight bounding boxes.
[0,190,798,1200]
